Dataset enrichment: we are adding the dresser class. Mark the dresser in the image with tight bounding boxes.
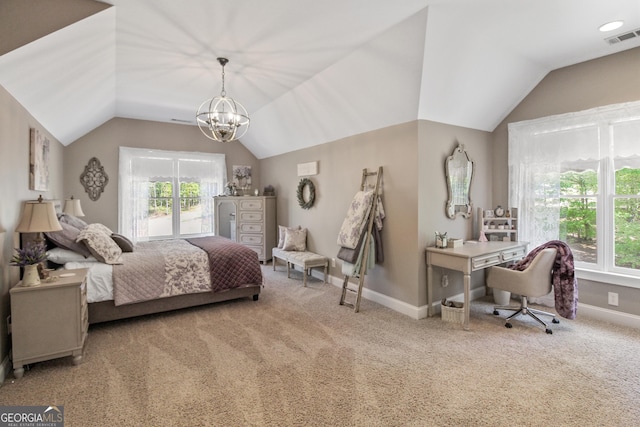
[214,196,277,263]
[9,268,89,378]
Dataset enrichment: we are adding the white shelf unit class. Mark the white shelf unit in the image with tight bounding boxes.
[479,207,518,242]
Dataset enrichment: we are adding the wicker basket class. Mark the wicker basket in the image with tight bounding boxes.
[441,301,464,324]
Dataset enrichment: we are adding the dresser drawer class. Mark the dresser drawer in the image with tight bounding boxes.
[245,245,265,257]
[239,211,263,222]
[239,199,264,210]
[472,253,502,270]
[240,223,263,233]
[240,234,264,245]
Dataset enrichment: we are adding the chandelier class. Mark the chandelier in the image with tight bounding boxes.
[196,58,250,142]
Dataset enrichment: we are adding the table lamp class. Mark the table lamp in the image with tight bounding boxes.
[15,195,63,286]
[63,196,85,217]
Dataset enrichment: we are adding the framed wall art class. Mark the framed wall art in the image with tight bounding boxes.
[29,128,50,191]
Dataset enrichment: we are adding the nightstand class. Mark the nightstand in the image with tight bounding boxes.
[9,268,89,379]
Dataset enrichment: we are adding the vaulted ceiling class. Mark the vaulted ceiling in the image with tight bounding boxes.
[1,0,639,159]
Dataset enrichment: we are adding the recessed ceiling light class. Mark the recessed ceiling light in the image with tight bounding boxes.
[599,21,624,32]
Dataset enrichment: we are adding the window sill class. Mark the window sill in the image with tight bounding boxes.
[576,268,640,289]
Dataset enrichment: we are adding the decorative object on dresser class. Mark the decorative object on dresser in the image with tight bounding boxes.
[80,157,109,201]
[478,207,518,242]
[196,57,250,142]
[214,195,277,263]
[231,165,252,194]
[9,268,89,378]
[63,195,85,217]
[445,143,474,219]
[15,196,63,286]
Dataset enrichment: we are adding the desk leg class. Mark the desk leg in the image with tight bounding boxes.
[463,272,471,330]
[427,263,433,317]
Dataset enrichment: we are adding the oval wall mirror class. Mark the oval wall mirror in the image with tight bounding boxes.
[445,143,474,219]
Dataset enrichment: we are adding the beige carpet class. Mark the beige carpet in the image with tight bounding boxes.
[2,265,640,426]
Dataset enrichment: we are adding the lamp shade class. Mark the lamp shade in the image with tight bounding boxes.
[16,199,63,233]
[63,197,85,217]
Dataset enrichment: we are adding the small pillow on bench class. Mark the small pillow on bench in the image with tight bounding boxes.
[278,225,301,248]
[282,228,307,251]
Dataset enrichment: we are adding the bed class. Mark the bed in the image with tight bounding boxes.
[30,214,263,324]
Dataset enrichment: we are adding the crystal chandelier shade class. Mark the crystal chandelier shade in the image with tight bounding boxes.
[196,58,250,142]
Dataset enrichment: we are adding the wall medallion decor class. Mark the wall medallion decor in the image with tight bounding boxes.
[29,128,50,191]
[80,157,109,201]
[297,178,316,209]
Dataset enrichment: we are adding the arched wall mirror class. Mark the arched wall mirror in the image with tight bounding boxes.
[445,143,474,219]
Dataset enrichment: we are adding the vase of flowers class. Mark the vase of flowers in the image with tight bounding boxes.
[11,242,48,287]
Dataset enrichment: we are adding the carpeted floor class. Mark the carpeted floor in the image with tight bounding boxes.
[2,265,640,426]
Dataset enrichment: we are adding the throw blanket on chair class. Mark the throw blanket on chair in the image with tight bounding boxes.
[509,240,578,319]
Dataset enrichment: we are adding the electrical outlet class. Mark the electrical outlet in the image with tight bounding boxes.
[441,274,449,287]
[331,258,336,268]
[608,292,619,306]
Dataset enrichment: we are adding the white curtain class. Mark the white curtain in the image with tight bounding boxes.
[119,147,226,242]
[508,101,640,250]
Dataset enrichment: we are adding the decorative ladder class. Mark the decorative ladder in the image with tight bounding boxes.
[339,166,383,312]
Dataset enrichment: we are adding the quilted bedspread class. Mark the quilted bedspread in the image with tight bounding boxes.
[187,236,263,293]
[112,236,262,306]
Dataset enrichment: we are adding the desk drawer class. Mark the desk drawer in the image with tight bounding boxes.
[472,253,502,270]
[501,247,526,262]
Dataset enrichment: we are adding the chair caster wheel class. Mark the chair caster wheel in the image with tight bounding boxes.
[505,322,512,328]
[552,318,560,324]
[546,329,553,334]
[493,310,499,316]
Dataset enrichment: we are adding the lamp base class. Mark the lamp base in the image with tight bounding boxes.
[22,264,41,287]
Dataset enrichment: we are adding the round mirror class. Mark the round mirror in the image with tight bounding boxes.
[445,144,474,219]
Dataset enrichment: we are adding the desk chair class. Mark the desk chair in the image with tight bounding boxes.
[486,248,559,334]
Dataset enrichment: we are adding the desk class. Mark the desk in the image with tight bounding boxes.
[426,241,528,330]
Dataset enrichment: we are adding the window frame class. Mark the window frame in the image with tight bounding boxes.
[118,147,226,242]
[509,101,640,289]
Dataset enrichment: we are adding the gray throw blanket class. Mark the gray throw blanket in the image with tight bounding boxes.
[509,240,578,319]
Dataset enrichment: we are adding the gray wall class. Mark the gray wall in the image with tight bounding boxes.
[261,120,493,308]
[0,85,65,374]
[492,47,640,315]
[64,118,260,232]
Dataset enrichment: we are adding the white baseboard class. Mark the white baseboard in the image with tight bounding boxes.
[0,354,10,385]
[578,303,640,328]
[319,271,640,329]
[322,272,484,320]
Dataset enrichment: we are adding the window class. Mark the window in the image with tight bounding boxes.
[509,101,640,287]
[119,147,226,242]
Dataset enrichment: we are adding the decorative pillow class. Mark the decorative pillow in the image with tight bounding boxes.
[76,227,122,264]
[44,222,93,258]
[111,233,134,252]
[282,228,307,251]
[57,213,89,230]
[89,223,114,236]
[278,225,301,249]
[47,247,97,264]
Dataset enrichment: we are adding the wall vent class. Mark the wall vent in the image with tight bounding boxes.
[605,28,640,45]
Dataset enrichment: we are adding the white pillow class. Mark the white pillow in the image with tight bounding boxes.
[47,247,97,264]
[278,225,300,248]
[282,228,307,251]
